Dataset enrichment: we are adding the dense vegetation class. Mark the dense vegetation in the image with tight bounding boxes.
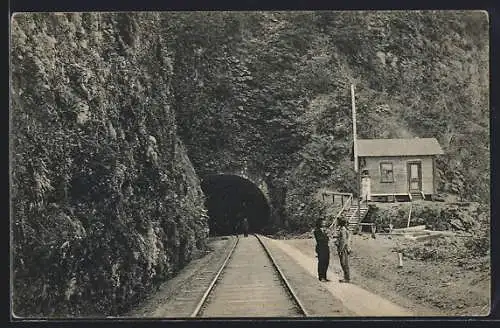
[11,11,488,316]
[11,13,208,317]
[165,11,489,231]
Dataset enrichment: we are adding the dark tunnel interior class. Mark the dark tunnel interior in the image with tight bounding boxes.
[201,174,271,236]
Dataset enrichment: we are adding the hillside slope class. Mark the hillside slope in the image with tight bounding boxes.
[165,11,489,231]
[10,11,489,316]
[11,13,208,317]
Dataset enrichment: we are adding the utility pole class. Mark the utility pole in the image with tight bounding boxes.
[351,84,361,228]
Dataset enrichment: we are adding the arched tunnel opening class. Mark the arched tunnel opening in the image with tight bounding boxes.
[201,174,271,236]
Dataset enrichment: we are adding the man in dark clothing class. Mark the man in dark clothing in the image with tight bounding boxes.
[336,218,351,283]
[242,218,249,237]
[314,218,330,282]
[233,219,240,236]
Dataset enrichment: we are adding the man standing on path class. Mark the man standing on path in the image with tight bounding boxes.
[336,218,351,283]
[233,218,240,236]
[314,218,330,282]
[242,218,249,237]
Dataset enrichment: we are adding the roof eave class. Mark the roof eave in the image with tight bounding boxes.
[358,153,444,157]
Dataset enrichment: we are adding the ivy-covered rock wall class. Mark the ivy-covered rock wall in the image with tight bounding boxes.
[11,12,208,317]
[10,11,489,316]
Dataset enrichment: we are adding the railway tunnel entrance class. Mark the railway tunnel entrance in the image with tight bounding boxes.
[201,174,271,236]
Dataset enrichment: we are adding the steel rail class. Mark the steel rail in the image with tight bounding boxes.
[254,234,309,317]
[190,236,239,317]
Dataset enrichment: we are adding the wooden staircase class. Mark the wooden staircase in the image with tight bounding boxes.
[326,193,371,233]
[343,204,369,232]
[410,191,424,201]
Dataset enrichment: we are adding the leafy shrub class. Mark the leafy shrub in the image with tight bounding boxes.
[285,195,328,233]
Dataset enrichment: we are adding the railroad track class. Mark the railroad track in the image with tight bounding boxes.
[192,234,309,318]
[138,236,239,318]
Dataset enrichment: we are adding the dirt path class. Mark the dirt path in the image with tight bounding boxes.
[259,236,354,316]
[125,233,488,318]
[263,236,414,316]
[280,235,489,316]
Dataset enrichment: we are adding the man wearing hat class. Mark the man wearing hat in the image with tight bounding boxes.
[336,218,351,283]
[314,218,330,282]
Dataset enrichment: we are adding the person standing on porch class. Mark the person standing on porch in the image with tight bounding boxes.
[314,218,330,282]
[336,218,351,283]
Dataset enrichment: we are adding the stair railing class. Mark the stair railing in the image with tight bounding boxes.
[406,201,413,228]
[328,193,353,230]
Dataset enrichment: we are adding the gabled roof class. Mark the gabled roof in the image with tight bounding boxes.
[356,138,444,157]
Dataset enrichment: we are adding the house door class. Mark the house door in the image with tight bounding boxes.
[407,162,422,192]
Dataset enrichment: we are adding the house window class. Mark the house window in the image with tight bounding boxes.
[380,162,394,183]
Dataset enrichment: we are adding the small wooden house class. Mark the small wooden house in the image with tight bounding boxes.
[356,138,444,202]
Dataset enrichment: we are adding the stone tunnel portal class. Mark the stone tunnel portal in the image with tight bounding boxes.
[201,174,271,236]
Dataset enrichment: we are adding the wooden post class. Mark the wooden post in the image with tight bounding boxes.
[351,84,358,174]
[351,84,361,227]
[398,252,404,268]
[357,171,361,225]
[406,202,413,228]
